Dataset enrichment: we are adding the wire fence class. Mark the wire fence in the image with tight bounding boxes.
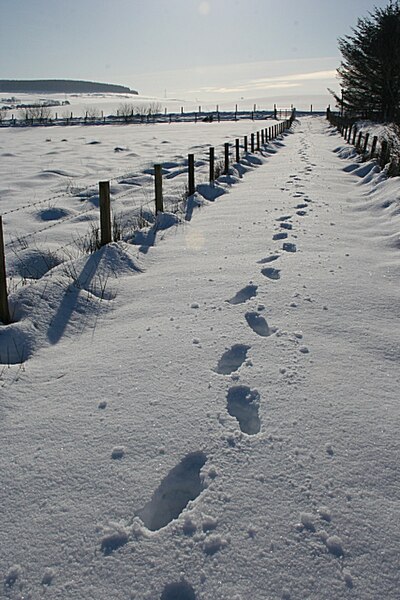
[0,113,296,324]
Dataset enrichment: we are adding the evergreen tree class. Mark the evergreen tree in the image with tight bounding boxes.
[333,1,400,121]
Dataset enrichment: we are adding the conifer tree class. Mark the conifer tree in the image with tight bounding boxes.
[333,1,400,121]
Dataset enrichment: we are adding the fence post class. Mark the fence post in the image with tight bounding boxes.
[256,131,260,151]
[0,216,11,325]
[363,133,370,155]
[370,136,378,159]
[347,125,352,143]
[154,164,164,214]
[251,133,255,152]
[261,129,265,145]
[188,153,195,196]
[380,141,389,168]
[209,147,215,183]
[356,132,363,150]
[265,128,269,142]
[235,138,240,163]
[224,143,230,174]
[352,127,357,146]
[99,181,112,246]
[244,135,248,153]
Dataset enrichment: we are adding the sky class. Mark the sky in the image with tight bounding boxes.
[0,0,393,106]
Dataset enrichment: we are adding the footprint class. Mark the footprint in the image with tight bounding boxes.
[215,344,250,374]
[295,203,308,209]
[161,581,196,600]
[245,312,274,337]
[258,254,280,264]
[280,222,292,230]
[261,267,280,280]
[273,232,288,240]
[227,284,257,304]
[296,210,307,216]
[276,215,292,222]
[137,452,207,531]
[283,242,297,253]
[226,386,261,435]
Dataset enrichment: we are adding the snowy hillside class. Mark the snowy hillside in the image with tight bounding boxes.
[0,116,399,600]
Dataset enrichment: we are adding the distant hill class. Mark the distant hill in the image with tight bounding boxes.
[0,80,138,94]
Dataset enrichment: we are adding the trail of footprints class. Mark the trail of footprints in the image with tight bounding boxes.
[98,138,329,599]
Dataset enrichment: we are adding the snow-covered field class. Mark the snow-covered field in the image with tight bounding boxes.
[0,92,313,121]
[0,116,399,600]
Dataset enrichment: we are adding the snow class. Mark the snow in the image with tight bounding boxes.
[0,115,399,599]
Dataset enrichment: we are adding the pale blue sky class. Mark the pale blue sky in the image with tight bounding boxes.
[0,0,392,103]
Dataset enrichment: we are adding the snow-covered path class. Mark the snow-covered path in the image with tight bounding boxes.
[1,117,399,599]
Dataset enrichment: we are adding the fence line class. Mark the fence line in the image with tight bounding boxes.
[326,110,400,176]
[0,107,298,129]
[0,112,296,324]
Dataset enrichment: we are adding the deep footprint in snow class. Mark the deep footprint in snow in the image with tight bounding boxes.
[226,386,261,435]
[258,254,280,264]
[261,267,281,280]
[137,452,207,531]
[245,312,274,337]
[161,581,196,600]
[276,215,292,222]
[273,232,288,240]
[215,344,250,374]
[227,284,257,304]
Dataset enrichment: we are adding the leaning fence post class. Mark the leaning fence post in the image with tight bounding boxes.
[99,181,112,246]
[154,164,164,214]
[0,216,11,324]
[188,153,195,196]
[235,138,240,163]
[224,143,230,174]
[209,147,215,183]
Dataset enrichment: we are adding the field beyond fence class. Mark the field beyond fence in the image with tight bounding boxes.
[0,113,295,326]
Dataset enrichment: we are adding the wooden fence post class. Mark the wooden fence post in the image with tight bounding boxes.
[224,143,230,174]
[188,153,195,196]
[99,181,112,246]
[380,141,389,168]
[347,125,352,142]
[370,136,378,159]
[256,131,260,151]
[363,133,370,155]
[244,135,248,153]
[0,216,11,325]
[235,138,240,163]
[357,132,363,150]
[251,133,255,152]
[154,164,164,214]
[261,129,265,145]
[209,147,215,183]
[265,128,269,141]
